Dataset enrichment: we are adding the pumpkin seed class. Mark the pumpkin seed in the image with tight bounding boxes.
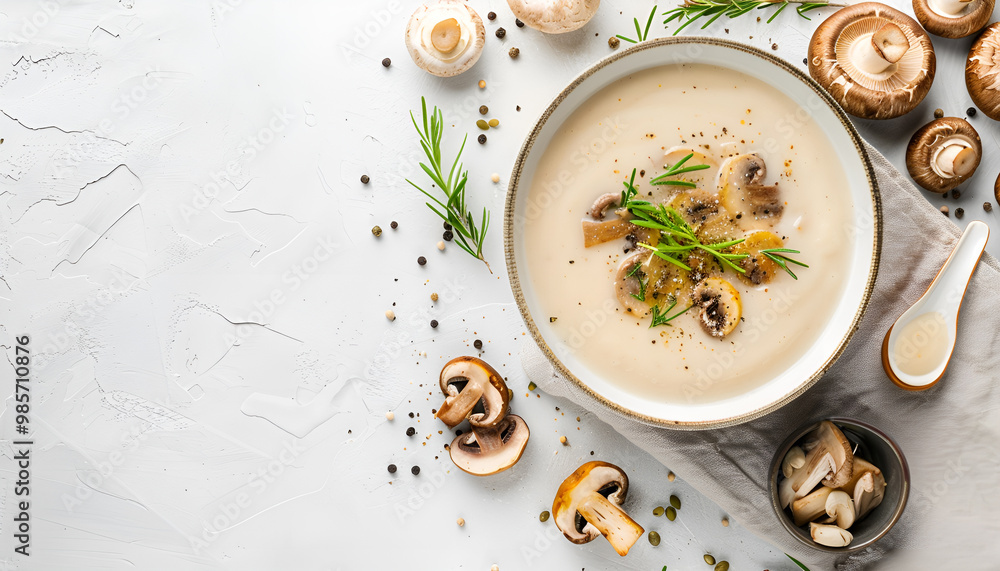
[476,119,489,130]
[665,506,676,521]
[648,531,661,546]
[704,554,716,565]
[653,506,665,517]
[488,118,499,127]
[670,495,681,509]
[539,510,550,522]
[714,562,729,571]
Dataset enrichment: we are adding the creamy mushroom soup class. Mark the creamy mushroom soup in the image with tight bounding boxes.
[522,63,855,404]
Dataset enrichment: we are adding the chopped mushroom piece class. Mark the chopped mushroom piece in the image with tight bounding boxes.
[405,1,486,77]
[692,278,742,338]
[435,356,509,428]
[906,117,981,193]
[792,486,834,526]
[506,0,600,34]
[824,490,857,529]
[837,458,887,518]
[787,421,854,499]
[913,0,992,38]
[449,413,530,475]
[717,154,782,224]
[662,146,720,190]
[810,522,854,547]
[808,3,936,119]
[614,251,653,317]
[967,23,1000,120]
[552,461,644,556]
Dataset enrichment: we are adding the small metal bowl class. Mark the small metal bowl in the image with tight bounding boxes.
[769,418,910,552]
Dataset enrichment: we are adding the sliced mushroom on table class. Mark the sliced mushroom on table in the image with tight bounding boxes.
[507,0,600,33]
[808,2,936,119]
[913,0,993,38]
[405,0,486,77]
[967,23,1000,120]
[905,117,981,193]
[552,461,644,556]
[435,356,530,476]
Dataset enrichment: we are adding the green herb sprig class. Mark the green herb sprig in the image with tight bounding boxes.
[617,5,658,44]
[786,553,810,570]
[761,248,809,280]
[650,152,711,188]
[626,262,647,302]
[663,0,846,36]
[407,97,491,273]
[650,295,692,328]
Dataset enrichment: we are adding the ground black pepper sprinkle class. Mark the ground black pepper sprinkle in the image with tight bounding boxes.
[390,221,398,229]
[496,27,506,39]
[515,18,524,27]
[388,464,397,473]
[406,426,416,436]
[968,107,977,117]
[474,339,483,350]
[411,466,420,475]
[956,207,965,219]
[488,10,496,20]
[479,105,489,115]
[985,202,993,212]
[478,134,487,144]
[382,58,391,68]
[360,174,370,184]
[418,256,427,266]
[443,230,454,241]
[430,319,438,328]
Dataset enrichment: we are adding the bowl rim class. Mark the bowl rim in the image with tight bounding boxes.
[503,36,883,429]
[768,417,911,553]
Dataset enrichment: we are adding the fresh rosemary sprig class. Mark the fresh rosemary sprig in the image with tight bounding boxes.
[663,0,846,36]
[650,153,711,188]
[626,262,647,302]
[786,553,810,570]
[407,97,491,273]
[761,248,809,280]
[617,5,658,43]
[649,295,692,328]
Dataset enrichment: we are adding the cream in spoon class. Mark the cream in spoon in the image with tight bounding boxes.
[882,220,990,390]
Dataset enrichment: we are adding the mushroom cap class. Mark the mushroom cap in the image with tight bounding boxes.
[405,1,486,77]
[507,0,600,34]
[448,414,530,476]
[808,3,936,119]
[913,0,993,38]
[905,117,981,193]
[967,23,1000,120]
[436,356,510,428]
[552,461,630,544]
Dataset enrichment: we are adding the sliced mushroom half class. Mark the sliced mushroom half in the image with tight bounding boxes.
[837,458,887,518]
[788,420,855,499]
[825,490,857,529]
[435,356,510,428]
[448,414,530,476]
[809,3,936,119]
[552,461,644,556]
[507,0,600,33]
[614,251,653,317]
[967,23,1000,120]
[717,154,783,224]
[792,486,834,526]
[906,117,981,193]
[662,146,721,190]
[405,1,486,77]
[731,230,784,285]
[692,277,742,338]
[810,522,854,547]
[913,0,992,38]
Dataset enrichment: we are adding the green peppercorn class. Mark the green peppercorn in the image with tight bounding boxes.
[528,381,537,391]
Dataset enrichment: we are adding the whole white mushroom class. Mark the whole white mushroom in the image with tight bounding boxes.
[405,0,485,77]
[507,0,600,34]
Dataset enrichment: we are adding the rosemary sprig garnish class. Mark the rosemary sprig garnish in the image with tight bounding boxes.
[407,97,491,273]
[786,553,811,570]
[649,295,692,328]
[650,153,711,188]
[617,5,658,43]
[761,248,809,280]
[663,0,847,36]
[626,262,647,302]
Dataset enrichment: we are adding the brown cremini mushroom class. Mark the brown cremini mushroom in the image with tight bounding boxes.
[405,1,486,77]
[692,277,742,338]
[913,0,993,38]
[435,356,509,428]
[507,0,600,34]
[808,3,936,119]
[552,461,644,556]
[967,23,1000,120]
[448,413,530,476]
[906,117,981,193]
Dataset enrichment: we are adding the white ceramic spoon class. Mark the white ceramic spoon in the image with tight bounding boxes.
[882,220,990,390]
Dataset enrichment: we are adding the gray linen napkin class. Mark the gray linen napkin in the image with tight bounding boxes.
[522,142,1000,570]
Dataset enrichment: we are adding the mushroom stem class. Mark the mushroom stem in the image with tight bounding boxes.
[435,382,485,427]
[928,0,974,16]
[936,144,977,177]
[851,23,910,75]
[575,491,645,556]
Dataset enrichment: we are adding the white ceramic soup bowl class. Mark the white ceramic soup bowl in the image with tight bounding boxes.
[504,38,881,429]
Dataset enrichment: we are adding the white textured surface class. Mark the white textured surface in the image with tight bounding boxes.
[0,1,995,570]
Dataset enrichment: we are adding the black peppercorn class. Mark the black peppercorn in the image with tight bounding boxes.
[478,134,487,144]
[515,18,524,28]
[387,464,397,473]
[479,105,488,115]
[381,58,391,68]
[443,230,454,241]
[487,11,496,20]
[360,174,370,184]
[608,37,620,49]
[417,256,427,266]
[474,339,483,350]
[985,202,993,212]
[390,221,398,229]
[956,207,965,219]
[405,426,415,436]
[968,107,977,117]
[430,319,438,328]
[411,466,420,475]
[509,47,519,59]
[496,27,506,39]
[443,221,452,231]
[952,189,961,199]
